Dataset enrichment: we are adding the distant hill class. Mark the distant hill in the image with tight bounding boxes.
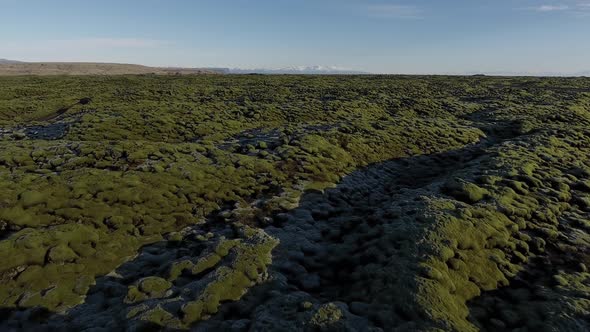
[0,59,23,64]
[0,61,223,76]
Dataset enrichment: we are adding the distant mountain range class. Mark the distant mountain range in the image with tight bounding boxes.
[1,59,588,76]
[228,66,370,75]
[0,60,368,76]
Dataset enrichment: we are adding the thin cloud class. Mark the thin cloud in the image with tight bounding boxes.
[0,38,169,53]
[528,2,590,14]
[51,38,169,49]
[0,38,172,63]
[575,2,590,13]
[367,4,422,19]
[536,4,569,11]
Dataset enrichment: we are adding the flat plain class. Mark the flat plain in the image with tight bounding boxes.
[0,75,589,331]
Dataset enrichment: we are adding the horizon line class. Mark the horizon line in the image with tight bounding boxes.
[1,58,589,77]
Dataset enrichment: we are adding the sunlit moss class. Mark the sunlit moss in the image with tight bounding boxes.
[0,75,589,330]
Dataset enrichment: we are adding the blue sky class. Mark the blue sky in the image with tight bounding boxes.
[0,0,589,74]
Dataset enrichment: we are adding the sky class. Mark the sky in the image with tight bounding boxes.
[0,0,589,74]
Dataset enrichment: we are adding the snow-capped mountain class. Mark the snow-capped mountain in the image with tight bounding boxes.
[229,66,369,75]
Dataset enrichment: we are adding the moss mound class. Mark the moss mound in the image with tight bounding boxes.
[0,75,589,330]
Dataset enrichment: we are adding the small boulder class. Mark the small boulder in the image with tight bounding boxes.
[310,303,343,327]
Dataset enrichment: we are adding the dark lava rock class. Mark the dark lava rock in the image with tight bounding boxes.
[24,123,69,140]
[79,97,92,105]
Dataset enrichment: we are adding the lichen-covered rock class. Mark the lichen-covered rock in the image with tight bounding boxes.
[310,303,343,328]
[125,277,172,303]
[181,227,279,325]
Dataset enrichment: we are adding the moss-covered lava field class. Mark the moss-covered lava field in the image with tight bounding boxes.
[1,75,589,331]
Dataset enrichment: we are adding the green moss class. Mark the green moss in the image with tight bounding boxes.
[181,227,278,325]
[139,306,182,328]
[127,304,149,319]
[301,301,314,310]
[444,179,489,204]
[214,239,239,256]
[125,286,147,304]
[192,254,222,275]
[138,277,172,296]
[1,75,589,330]
[47,244,78,263]
[168,259,194,280]
[310,303,343,327]
[19,190,47,208]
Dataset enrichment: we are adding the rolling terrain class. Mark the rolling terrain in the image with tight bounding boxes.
[0,61,221,76]
[0,75,589,331]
